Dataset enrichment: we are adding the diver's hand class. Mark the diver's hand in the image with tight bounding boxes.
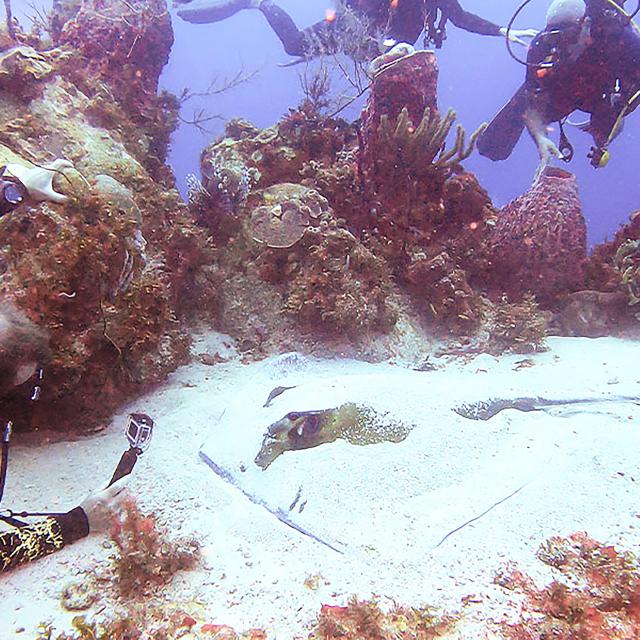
[538,135,562,163]
[533,136,563,182]
[533,136,563,184]
[500,27,538,46]
[79,476,130,534]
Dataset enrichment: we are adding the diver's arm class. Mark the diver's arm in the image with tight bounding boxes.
[0,507,89,572]
[438,0,536,44]
[0,478,127,572]
[437,0,502,36]
[524,107,562,179]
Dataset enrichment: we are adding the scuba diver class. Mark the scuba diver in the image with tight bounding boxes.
[0,304,152,572]
[478,0,640,172]
[175,0,537,60]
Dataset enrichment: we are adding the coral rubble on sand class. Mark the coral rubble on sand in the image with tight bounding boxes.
[496,533,640,640]
[31,532,640,639]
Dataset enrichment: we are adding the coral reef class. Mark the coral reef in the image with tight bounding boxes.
[56,0,173,139]
[566,208,640,334]
[281,221,397,334]
[193,50,496,344]
[0,45,72,99]
[110,498,201,597]
[614,239,640,307]
[45,0,178,183]
[497,533,640,640]
[584,209,640,293]
[488,167,588,306]
[0,11,217,431]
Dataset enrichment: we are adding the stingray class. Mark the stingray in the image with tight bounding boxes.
[454,395,640,421]
[254,403,412,470]
[199,369,640,554]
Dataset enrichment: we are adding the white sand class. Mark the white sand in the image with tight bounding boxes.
[1,333,639,638]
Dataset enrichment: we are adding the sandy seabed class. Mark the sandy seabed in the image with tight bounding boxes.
[1,332,639,638]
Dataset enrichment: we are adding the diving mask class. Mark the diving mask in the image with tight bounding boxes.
[0,167,27,216]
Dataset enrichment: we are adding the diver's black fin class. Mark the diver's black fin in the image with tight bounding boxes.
[477,84,528,161]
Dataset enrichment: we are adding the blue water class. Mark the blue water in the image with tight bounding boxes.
[14,0,640,246]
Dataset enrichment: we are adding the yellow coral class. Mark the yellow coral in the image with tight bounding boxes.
[377,106,487,173]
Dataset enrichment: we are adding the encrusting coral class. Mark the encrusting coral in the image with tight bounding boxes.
[476,294,549,355]
[614,239,640,307]
[571,208,640,332]
[309,598,456,640]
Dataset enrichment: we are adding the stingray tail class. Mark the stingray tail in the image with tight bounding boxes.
[477,84,528,161]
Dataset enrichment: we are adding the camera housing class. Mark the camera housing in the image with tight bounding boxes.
[125,413,154,451]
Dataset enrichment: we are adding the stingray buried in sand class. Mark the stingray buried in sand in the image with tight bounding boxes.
[254,403,413,470]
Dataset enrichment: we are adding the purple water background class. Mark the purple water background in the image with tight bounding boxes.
[13,0,640,246]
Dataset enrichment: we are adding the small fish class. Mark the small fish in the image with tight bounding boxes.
[263,385,297,407]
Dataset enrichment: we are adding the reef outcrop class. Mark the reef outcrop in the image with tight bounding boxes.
[573,209,640,333]
[0,3,216,431]
[191,48,501,353]
[50,0,178,184]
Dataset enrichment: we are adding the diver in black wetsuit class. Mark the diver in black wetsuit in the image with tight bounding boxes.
[478,0,640,172]
[175,0,536,60]
[0,304,131,573]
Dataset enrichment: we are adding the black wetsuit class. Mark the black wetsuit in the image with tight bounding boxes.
[260,0,502,58]
[479,0,640,162]
[0,507,89,572]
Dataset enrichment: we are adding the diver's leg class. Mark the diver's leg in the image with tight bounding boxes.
[260,1,348,58]
[176,0,260,24]
[258,0,309,56]
[477,84,529,161]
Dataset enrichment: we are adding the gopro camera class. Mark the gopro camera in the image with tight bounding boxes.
[125,413,153,451]
[108,413,154,486]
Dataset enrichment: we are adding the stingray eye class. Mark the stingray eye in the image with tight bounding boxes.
[286,412,300,421]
